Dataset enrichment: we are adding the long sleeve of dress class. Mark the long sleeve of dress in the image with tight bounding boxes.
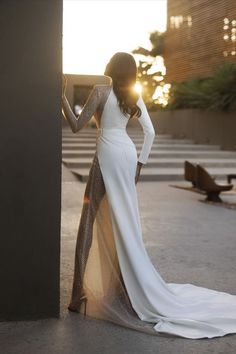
[136,95,156,164]
[62,85,101,133]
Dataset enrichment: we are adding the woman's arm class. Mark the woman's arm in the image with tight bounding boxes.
[136,95,156,164]
[134,95,155,184]
[62,75,100,133]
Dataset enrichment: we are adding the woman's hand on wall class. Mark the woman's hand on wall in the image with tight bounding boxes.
[62,74,67,97]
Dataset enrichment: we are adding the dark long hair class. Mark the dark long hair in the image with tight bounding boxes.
[104,52,142,119]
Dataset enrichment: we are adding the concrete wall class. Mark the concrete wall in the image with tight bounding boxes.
[0,1,62,320]
[150,109,236,150]
[64,74,111,107]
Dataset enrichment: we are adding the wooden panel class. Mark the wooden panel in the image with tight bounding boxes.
[164,0,236,82]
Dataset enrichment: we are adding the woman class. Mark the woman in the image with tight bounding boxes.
[62,52,236,339]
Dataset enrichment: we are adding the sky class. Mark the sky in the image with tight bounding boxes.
[63,0,167,75]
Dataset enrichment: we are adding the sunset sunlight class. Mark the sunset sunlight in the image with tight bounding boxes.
[63,0,167,75]
[134,82,143,94]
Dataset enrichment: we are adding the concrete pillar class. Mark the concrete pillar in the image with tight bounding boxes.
[0,0,62,320]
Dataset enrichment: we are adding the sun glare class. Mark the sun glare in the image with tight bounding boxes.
[134,82,143,94]
[63,0,167,74]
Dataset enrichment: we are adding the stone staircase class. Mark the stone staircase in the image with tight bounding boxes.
[62,128,236,182]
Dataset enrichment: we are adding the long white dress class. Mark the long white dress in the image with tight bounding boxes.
[67,83,236,339]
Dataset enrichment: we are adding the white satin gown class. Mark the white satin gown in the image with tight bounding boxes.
[68,83,236,339]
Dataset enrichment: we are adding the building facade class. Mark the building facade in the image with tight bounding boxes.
[164,0,236,82]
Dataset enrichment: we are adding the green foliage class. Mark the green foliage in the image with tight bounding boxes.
[132,31,164,57]
[167,61,236,112]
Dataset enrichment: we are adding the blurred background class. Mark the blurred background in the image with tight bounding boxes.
[63,0,236,113]
[62,0,236,185]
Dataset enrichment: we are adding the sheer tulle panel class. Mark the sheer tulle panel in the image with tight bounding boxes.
[68,153,162,336]
[68,153,105,309]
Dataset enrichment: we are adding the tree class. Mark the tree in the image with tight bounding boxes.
[132,31,164,57]
[132,31,167,109]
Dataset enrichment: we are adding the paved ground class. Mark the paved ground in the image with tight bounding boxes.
[1,164,236,354]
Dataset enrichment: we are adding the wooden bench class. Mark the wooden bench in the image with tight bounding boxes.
[227,174,236,184]
[184,160,197,187]
[196,165,233,202]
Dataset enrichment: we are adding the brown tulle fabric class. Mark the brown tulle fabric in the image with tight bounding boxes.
[68,152,161,336]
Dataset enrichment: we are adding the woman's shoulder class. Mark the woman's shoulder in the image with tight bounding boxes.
[94,83,112,90]
[94,76,112,90]
[93,83,112,100]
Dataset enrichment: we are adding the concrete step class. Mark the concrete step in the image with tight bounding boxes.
[62,157,236,169]
[62,137,196,145]
[144,158,236,168]
[62,150,236,159]
[66,165,236,183]
[62,135,189,143]
[62,143,220,151]
[62,129,173,139]
[62,128,236,182]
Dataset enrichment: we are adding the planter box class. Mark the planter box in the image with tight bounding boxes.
[149,109,236,151]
